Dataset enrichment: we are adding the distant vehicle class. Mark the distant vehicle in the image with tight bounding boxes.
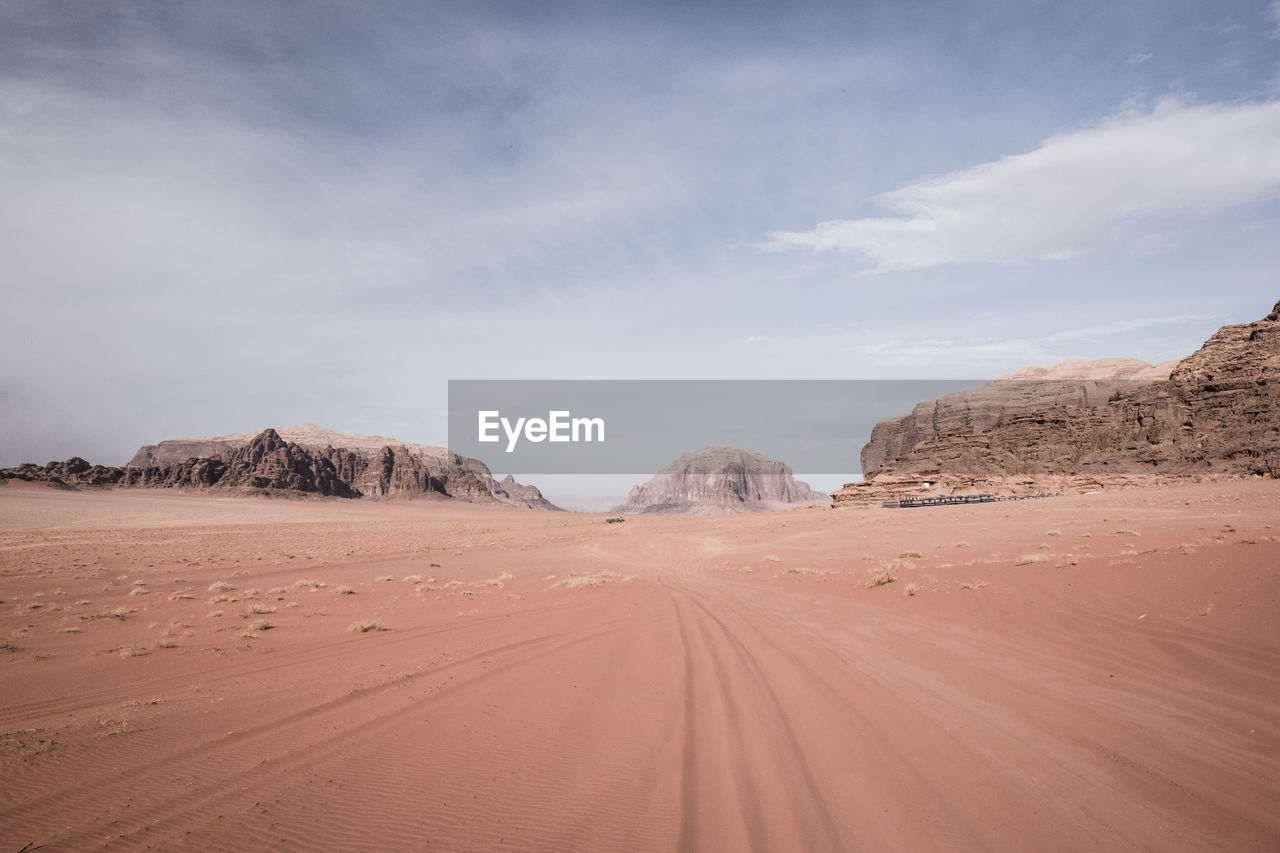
[605,516,625,523]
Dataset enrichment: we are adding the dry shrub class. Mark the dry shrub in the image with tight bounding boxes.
[129,587,149,596]
[954,541,970,548]
[293,579,324,589]
[1046,529,1062,536]
[548,571,637,589]
[904,583,919,597]
[349,619,387,633]
[208,581,235,592]
[249,619,273,631]
[1055,554,1079,567]
[243,604,277,616]
[1016,553,1049,565]
[762,554,782,563]
[959,580,989,590]
[866,567,897,588]
[335,585,356,595]
[899,550,923,559]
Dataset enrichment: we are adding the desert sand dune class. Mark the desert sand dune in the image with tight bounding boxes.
[2,480,1278,851]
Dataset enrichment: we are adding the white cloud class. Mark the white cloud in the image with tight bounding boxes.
[1042,314,1214,343]
[763,98,1280,272]
[1269,1,1280,37]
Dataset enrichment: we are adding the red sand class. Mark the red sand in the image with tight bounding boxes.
[2,479,1278,851]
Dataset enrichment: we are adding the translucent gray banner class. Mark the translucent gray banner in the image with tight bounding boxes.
[448,379,986,476]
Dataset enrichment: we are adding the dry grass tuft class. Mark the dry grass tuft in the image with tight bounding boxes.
[866,567,897,588]
[335,585,356,595]
[954,541,970,548]
[548,571,637,589]
[129,586,149,596]
[375,575,394,582]
[762,554,782,563]
[208,581,235,592]
[899,550,923,559]
[348,619,387,633]
[1055,554,1079,567]
[248,618,273,631]
[904,583,919,597]
[959,580,989,590]
[243,604,277,616]
[402,575,423,584]
[1046,529,1062,536]
[1016,553,1049,565]
[292,579,325,589]
[155,637,178,649]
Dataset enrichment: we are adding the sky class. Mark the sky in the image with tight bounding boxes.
[2,0,1279,474]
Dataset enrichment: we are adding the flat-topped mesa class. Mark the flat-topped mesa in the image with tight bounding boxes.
[860,358,1178,476]
[7,426,561,509]
[838,299,1280,506]
[619,447,830,515]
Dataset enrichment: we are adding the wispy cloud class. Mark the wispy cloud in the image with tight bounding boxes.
[763,98,1280,272]
[1269,1,1280,37]
[1042,314,1214,343]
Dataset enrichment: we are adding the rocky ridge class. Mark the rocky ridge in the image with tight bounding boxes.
[620,447,830,514]
[4,426,559,509]
[836,300,1280,505]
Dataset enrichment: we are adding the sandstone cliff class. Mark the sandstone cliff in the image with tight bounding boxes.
[836,300,1280,505]
[5,425,560,509]
[860,358,1178,474]
[620,447,830,514]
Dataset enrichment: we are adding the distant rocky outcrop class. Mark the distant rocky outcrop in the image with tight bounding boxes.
[860,358,1178,474]
[4,425,561,509]
[619,447,830,514]
[836,301,1280,505]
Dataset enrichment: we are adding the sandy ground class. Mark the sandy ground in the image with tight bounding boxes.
[1,479,1278,852]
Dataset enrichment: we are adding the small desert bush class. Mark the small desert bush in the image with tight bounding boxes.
[210,594,231,604]
[403,575,423,584]
[375,575,393,582]
[169,593,194,601]
[335,585,356,595]
[129,587,149,596]
[762,554,782,563]
[243,604,277,616]
[110,606,132,620]
[207,611,223,618]
[1114,529,1140,537]
[1055,554,1079,567]
[1016,554,1049,565]
[899,550,923,559]
[959,580,989,590]
[208,581,235,592]
[61,625,83,634]
[866,567,897,588]
[292,579,324,589]
[248,619,273,631]
[954,541,970,548]
[1046,529,1061,537]
[904,583,919,597]
[348,619,386,633]
[155,637,178,649]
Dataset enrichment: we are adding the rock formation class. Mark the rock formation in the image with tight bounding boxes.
[836,300,1280,505]
[860,358,1178,474]
[619,447,830,514]
[4,425,560,509]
